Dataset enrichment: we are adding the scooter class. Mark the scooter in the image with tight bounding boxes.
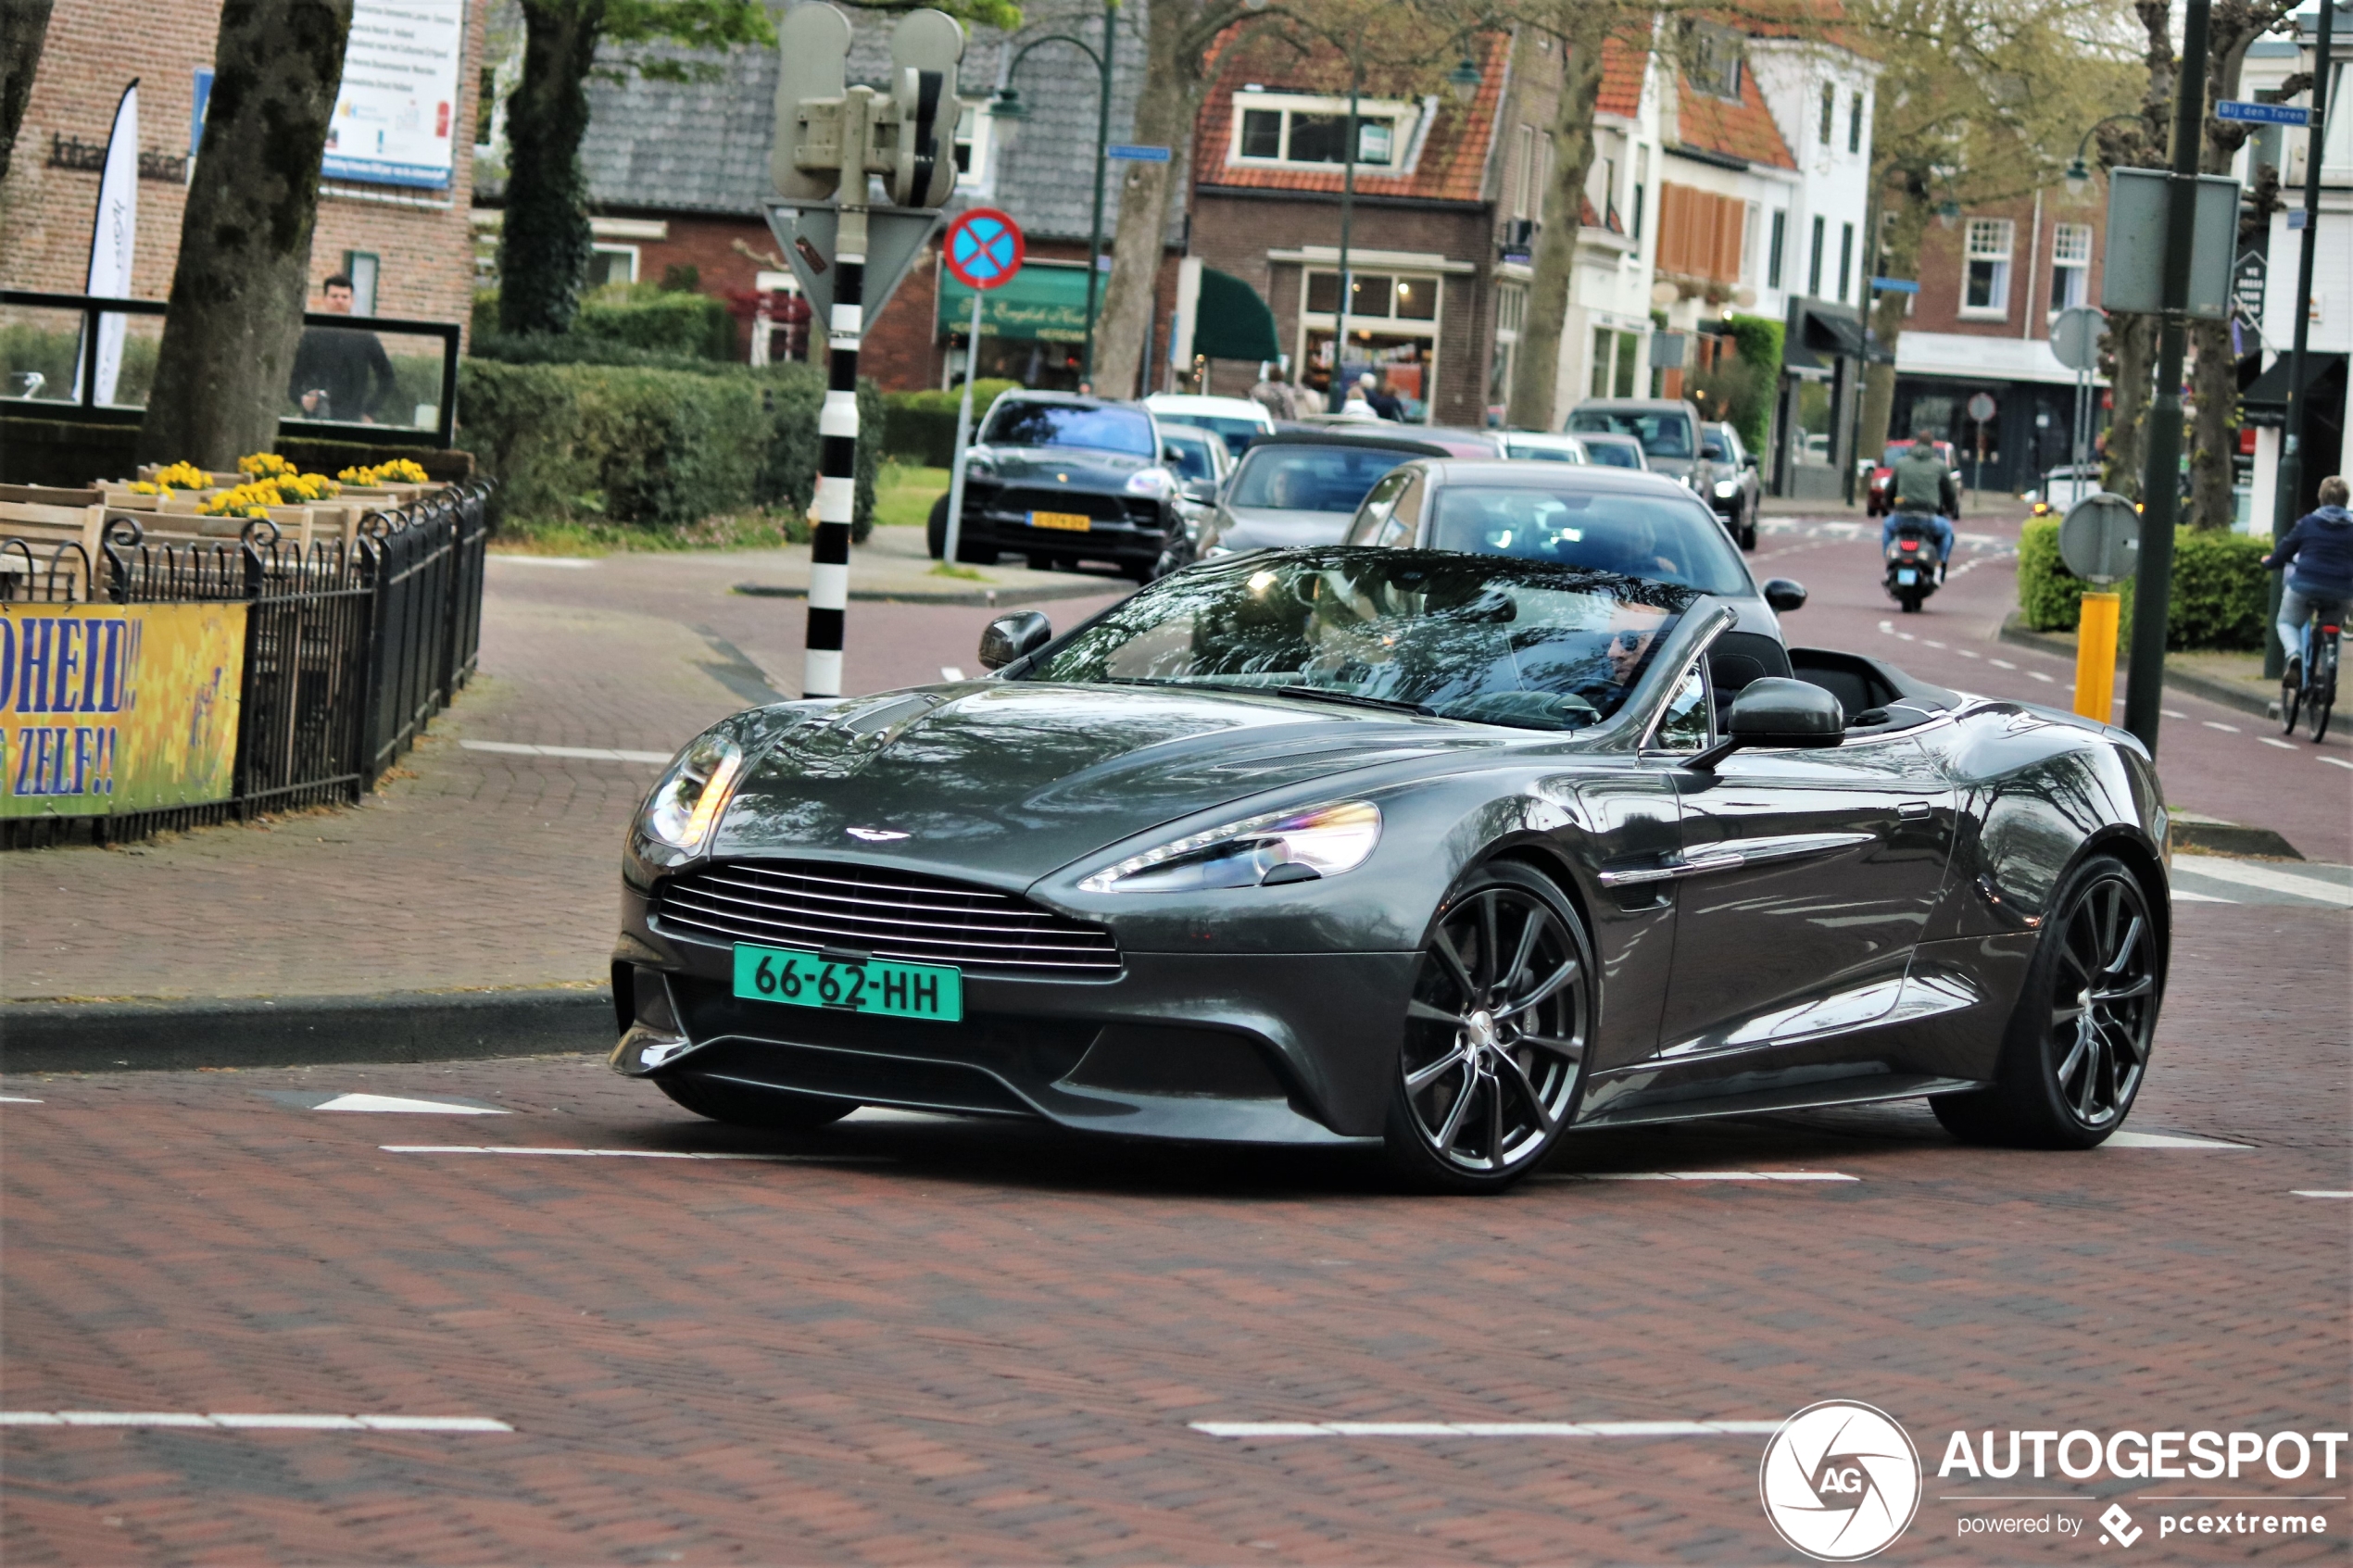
[1883,519,1944,613]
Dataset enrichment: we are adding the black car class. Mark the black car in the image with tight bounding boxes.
[1702,421,1762,551]
[927,393,1184,582]
[612,547,2171,1192]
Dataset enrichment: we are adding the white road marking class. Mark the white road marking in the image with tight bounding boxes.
[2171,888,2235,903]
[2162,709,2188,719]
[1538,1171,1857,1183]
[2202,721,2241,734]
[1897,632,1916,642]
[2029,671,2056,683]
[381,1145,887,1162]
[2171,855,2353,908]
[1878,620,1894,633]
[1192,1420,1784,1440]
[939,665,965,682]
[2292,1191,2351,1198]
[1923,639,1947,649]
[1955,648,1981,659]
[2322,756,2353,771]
[2261,736,2299,750]
[2,1411,511,1432]
[1990,659,2017,670]
[2101,1131,2250,1149]
[844,1107,963,1124]
[459,740,672,764]
[315,1094,508,1116]
[487,555,595,569]
[0,1096,43,1104]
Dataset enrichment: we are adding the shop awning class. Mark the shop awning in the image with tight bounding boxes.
[2240,351,2345,426]
[1192,267,1280,362]
[937,261,1092,343]
[1783,296,1866,370]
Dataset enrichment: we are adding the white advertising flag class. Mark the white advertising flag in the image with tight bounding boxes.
[73,80,140,406]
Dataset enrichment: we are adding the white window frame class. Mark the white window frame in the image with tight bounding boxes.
[2048,221,2092,315]
[1229,91,1420,172]
[1961,218,2014,318]
[1297,268,1445,420]
[954,101,996,191]
[587,243,639,289]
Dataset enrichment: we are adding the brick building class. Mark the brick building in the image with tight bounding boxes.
[2,0,485,336]
[1888,183,2111,495]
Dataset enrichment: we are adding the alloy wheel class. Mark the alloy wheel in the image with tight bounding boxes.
[1399,879,1588,1174]
[2045,872,2156,1128]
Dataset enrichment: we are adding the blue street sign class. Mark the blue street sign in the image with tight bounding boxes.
[2217,99,2309,126]
[1870,277,1920,294]
[1107,144,1172,162]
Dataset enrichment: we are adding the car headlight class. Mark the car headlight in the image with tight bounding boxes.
[1677,472,1696,490]
[1713,479,1739,498]
[1079,800,1381,893]
[638,733,746,854]
[1124,467,1175,497]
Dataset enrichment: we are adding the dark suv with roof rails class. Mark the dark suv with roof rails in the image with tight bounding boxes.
[927,392,1185,583]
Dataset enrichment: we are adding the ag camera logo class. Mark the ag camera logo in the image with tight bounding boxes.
[1760,1401,1923,1561]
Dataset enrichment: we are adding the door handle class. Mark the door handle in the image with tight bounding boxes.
[1897,801,1931,820]
[1597,851,1746,886]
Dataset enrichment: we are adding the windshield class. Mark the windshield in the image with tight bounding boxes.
[1161,431,1219,483]
[1154,411,1265,458]
[1426,484,1753,596]
[1567,408,1695,459]
[1504,438,1584,464]
[1228,445,1413,513]
[984,402,1156,457]
[1015,548,1691,732]
[1585,441,1642,470]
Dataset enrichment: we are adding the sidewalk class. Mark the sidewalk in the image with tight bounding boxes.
[0,535,1126,1065]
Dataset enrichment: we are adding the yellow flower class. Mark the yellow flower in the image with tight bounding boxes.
[238,452,296,478]
[155,460,209,489]
[127,481,170,497]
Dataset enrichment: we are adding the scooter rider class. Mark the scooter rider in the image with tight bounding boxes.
[1882,426,1959,580]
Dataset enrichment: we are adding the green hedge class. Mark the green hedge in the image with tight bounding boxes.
[457,359,882,536]
[1722,315,1783,457]
[2018,518,2271,650]
[573,289,736,361]
[881,379,1023,467]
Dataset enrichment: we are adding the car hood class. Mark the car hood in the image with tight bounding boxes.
[1213,505,1355,551]
[978,445,1151,488]
[711,684,1492,885]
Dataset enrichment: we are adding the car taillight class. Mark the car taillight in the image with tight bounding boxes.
[2324,624,2342,635]
[1900,541,1919,551]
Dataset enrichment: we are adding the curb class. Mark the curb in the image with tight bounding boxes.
[0,988,614,1075]
[2169,817,2304,859]
[734,578,1129,608]
[1995,613,2274,720]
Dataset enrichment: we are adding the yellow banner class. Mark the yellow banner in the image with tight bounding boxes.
[0,603,246,818]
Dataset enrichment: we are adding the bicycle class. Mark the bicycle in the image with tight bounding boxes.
[2280,597,2343,744]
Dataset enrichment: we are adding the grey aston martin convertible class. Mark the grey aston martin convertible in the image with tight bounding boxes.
[610,548,2169,1192]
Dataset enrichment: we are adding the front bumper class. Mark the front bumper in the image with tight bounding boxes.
[611,891,1415,1145]
[957,486,1173,565]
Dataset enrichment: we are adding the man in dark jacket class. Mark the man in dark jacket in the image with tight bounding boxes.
[1881,428,1958,573]
[2265,474,2353,682]
[287,272,396,422]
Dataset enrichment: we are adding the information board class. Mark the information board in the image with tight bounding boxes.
[321,1,466,189]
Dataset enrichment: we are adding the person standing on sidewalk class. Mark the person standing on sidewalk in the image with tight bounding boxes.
[2264,475,2353,684]
[287,272,396,423]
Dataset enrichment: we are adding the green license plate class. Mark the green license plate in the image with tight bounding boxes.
[732,943,963,1022]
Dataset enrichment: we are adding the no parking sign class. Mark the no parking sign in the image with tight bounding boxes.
[944,207,1024,291]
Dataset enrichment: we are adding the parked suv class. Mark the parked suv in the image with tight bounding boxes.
[1565,397,1726,510]
[927,393,1185,582]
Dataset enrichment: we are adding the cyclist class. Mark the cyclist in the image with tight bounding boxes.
[1881,426,1958,582]
[2263,474,2353,686]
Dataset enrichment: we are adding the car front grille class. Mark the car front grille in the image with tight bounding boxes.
[654,860,1122,978]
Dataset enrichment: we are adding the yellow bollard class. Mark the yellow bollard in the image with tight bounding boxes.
[2074,591,2120,722]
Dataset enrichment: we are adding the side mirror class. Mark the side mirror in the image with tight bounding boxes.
[1182,479,1216,503]
[978,610,1053,671]
[1743,452,1759,470]
[1762,577,1807,612]
[1689,678,1843,770]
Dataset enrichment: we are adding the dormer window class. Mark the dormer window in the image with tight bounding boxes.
[1233,93,1419,169]
[1684,22,1744,102]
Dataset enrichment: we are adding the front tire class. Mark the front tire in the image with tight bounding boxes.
[1384,861,1592,1193]
[925,493,950,559]
[659,1074,857,1131]
[1931,854,2158,1149]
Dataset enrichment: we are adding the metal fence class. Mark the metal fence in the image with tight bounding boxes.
[0,483,491,847]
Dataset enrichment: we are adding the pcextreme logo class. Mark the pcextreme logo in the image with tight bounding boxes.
[1760,1401,1924,1562]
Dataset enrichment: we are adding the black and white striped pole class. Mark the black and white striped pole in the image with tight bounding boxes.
[769,3,964,700]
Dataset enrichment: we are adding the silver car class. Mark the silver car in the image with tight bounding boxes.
[1340,458,1807,650]
[1198,431,1453,558]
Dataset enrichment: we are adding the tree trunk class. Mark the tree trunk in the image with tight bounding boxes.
[2102,312,2158,499]
[1506,6,1611,432]
[0,0,54,185]
[138,0,351,468]
[1857,177,1929,460]
[499,0,604,338]
[1089,3,1205,400]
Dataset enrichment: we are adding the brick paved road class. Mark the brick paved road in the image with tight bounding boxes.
[3,901,2346,1564]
